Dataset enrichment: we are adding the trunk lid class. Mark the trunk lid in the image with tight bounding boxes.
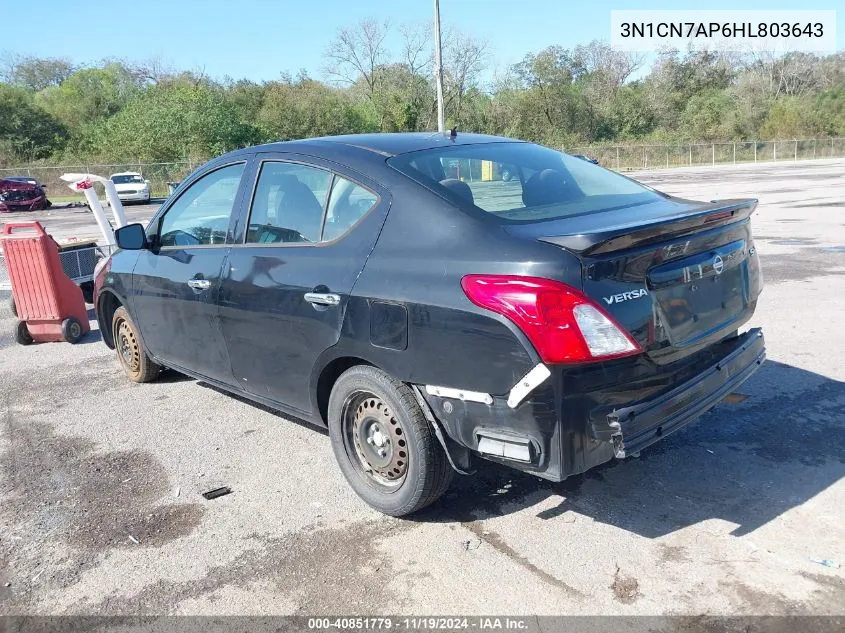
[506,197,764,363]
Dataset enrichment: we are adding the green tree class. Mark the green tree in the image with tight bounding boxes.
[366,64,430,132]
[680,89,741,141]
[760,96,814,139]
[35,63,144,131]
[90,81,261,161]
[0,83,66,161]
[2,55,75,91]
[224,79,267,126]
[607,84,656,138]
[258,75,375,140]
[809,89,845,137]
[508,47,593,144]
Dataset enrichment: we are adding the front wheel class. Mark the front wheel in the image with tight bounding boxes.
[328,366,453,516]
[112,306,161,382]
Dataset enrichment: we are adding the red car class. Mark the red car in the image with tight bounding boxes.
[0,178,49,213]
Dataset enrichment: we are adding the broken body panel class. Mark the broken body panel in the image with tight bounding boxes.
[353,174,765,480]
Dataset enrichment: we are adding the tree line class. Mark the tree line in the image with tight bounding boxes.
[1,19,843,165]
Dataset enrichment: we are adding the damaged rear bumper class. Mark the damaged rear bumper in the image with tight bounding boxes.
[604,328,765,458]
[419,328,765,481]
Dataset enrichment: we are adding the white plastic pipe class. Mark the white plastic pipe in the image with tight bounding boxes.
[81,187,115,246]
[60,172,118,245]
[101,179,128,228]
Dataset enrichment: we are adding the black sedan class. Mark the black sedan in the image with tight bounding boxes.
[94,133,765,516]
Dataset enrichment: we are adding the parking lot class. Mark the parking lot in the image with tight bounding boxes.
[1,159,844,616]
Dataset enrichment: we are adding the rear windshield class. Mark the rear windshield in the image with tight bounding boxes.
[388,142,662,223]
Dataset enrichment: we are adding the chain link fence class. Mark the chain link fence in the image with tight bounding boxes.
[0,161,196,200]
[570,138,845,171]
[1,139,843,199]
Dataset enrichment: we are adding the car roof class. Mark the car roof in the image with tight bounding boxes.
[226,132,523,159]
[110,171,142,176]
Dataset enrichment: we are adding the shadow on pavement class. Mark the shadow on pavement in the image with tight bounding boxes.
[75,329,102,345]
[196,380,328,436]
[414,360,845,538]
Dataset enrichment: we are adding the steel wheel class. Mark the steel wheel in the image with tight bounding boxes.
[117,319,141,375]
[111,306,160,383]
[328,365,454,516]
[342,391,408,490]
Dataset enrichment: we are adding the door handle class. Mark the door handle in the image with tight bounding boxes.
[304,292,341,306]
[187,279,211,290]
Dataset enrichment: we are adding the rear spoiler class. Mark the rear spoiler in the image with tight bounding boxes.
[533,198,758,256]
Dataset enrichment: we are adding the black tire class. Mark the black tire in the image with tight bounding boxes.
[328,365,453,516]
[80,281,95,304]
[112,306,161,382]
[62,317,83,344]
[15,320,33,345]
[9,296,17,317]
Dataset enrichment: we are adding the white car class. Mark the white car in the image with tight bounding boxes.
[109,172,151,204]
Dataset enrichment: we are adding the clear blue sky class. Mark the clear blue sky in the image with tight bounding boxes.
[5,0,841,83]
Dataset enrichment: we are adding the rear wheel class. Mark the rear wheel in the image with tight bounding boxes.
[61,317,83,344]
[328,366,453,516]
[112,306,161,382]
[14,320,33,346]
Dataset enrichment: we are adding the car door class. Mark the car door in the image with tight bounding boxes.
[130,160,249,384]
[218,153,390,415]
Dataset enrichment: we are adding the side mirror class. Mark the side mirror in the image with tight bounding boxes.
[144,179,150,185]
[115,223,147,250]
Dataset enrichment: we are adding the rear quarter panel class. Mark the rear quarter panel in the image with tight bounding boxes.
[330,167,583,396]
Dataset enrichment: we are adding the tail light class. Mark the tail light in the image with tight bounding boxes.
[461,275,641,364]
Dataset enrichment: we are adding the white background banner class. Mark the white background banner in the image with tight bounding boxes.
[610,10,837,53]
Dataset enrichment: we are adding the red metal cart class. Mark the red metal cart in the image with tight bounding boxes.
[0,221,90,345]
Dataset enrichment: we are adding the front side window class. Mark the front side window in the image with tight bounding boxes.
[157,163,245,248]
[388,143,661,223]
[246,162,332,244]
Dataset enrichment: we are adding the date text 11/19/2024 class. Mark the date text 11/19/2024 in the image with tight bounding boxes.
[307,617,530,630]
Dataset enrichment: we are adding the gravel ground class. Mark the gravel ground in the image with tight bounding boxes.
[0,159,843,616]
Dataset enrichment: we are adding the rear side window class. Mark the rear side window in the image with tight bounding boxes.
[323,176,378,242]
[247,162,332,243]
[388,143,661,223]
[245,162,378,245]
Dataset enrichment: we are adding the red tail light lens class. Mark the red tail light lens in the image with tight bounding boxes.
[460,275,642,364]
